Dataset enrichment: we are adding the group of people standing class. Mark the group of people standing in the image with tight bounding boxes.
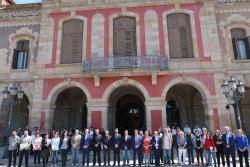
[6,125,249,167]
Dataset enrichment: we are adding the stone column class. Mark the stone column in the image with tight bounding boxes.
[86,101,109,130]
[28,80,44,129]
[202,98,222,131]
[42,102,55,131]
[145,100,167,131]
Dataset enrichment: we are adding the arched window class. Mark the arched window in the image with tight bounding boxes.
[113,16,137,57]
[167,13,194,59]
[12,40,29,69]
[61,19,83,64]
[231,28,250,60]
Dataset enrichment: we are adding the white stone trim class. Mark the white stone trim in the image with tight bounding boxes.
[102,79,150,102]
[56,15,88,64]
[109,11,141,57]
[8,27,39,67]
[46,80,92,105]
[91,13,105,58]
[162,9,199,59]
[144,10,160,56]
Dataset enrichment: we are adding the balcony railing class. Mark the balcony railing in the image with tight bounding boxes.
[83,56,168,73]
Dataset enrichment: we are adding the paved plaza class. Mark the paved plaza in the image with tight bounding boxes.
[0,147,249,167]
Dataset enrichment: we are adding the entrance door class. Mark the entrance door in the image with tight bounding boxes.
[165,84,205,129]
[116,94,145,133]
[54,87,87,130]
[108,86,146,133]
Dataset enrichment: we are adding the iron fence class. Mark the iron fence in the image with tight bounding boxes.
[83,56,168,73]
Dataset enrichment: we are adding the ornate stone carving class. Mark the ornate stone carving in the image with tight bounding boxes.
[219,14,250,28]
[0,10,40,19]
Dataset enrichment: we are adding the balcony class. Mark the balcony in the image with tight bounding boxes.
[83,56,168,73]
[217,0,250,3]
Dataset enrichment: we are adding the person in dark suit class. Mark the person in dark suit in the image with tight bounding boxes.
[102,130,112,166]
[131,129,143,166]
[222,126,236,167]
[92,129,102,166]
[121,130,131,166]
[151,131,162,167]
[112,128,122,166]
[81,129,92,166]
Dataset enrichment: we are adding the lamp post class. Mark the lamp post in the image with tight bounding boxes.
[221,76,245,130]
[1,84,24,158]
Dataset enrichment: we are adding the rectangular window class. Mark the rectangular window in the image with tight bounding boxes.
[231,28,250,60]
[12,40,29,69]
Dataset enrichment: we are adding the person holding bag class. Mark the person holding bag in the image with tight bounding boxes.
[18,130,32,167]
[32,132,42,165]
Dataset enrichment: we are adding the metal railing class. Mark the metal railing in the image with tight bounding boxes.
[83,56,168,73]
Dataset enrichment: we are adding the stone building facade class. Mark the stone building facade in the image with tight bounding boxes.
[0,0,250,137]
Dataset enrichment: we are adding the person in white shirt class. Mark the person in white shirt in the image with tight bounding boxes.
[51,131,60,166]
[32,132,42,165]
[18,130,32,167]
[162,128,173,165]
[71,129,81,166]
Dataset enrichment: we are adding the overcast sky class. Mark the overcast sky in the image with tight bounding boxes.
[15,0,41,4]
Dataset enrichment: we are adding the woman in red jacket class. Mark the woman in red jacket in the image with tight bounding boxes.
[204,131,217,167]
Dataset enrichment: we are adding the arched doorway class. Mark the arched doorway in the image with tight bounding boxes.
[53,87,87,130]
[108,86,145,133]
[165,84,205,129]
[0,94,29,134]
[240,87,250,136]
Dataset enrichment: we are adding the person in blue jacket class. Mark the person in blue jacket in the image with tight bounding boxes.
[222,126,236,167]
[112,128,122,166]
[235,129,249,167]
[80,128,92,166]
[131,129,143,166]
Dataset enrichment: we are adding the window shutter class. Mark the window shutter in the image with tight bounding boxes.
[246,37,250,59]
[113,17,137,57]
[24,50,29,68]
[231,37,238,59]
[12,49,18,69]
[167,14,194,59]
[61,19,83,64]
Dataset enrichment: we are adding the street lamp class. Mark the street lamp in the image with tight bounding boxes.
[1,84,24,158]
[2,84,24,135]
[221,76,245,129]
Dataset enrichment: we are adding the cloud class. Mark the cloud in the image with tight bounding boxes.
[15,0,41,4]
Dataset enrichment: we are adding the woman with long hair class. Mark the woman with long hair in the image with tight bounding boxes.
[213,129,225,167]
[51,131,60,166]
[204,131,216,167]
[143,131,151,166]
[60,130,70,167]
[40,133,51,167]
[32,132,42,165]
